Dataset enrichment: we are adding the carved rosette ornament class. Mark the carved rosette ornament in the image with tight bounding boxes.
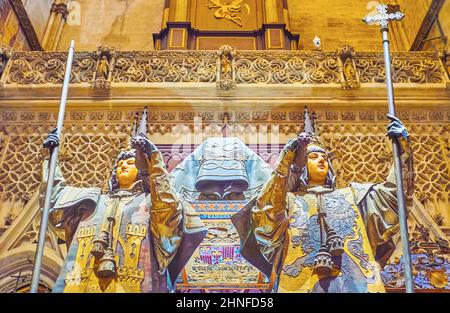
[337,45,360,89]
[216,45,236,90]
[92,46,116,90]
[0,46,12,86]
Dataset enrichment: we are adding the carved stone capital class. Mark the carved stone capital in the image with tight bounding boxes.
[337,45,356,61]
[96,46,116,59]
[51,3,69,19]
[217,45,236,58]
[0,46,12,61]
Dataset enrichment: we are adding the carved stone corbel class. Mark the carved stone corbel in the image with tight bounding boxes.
[216,45,236,90]
[337,45,360,90]
[0,46,12,87]
[92,46,115,90]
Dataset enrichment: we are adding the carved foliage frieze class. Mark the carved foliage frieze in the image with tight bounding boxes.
[6,51,96,85]
[355,52,445,84]
[1,50,446,86]
[112,51,217,83]
[235,51,341,84]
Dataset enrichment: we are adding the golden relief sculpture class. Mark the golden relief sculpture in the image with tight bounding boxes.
[206,0,250,27]
[97,56,109,80]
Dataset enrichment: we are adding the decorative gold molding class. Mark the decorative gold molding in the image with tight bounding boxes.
[266,29,283,49]
[195,37,257,50]
[169,28,187,49]
[50,3,69,19]
[0,108,448,125]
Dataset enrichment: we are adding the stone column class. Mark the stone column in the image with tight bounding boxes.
[41,0,69,51]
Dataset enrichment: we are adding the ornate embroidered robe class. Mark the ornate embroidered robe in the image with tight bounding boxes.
[44,151,206,293]
[232,148,400,293]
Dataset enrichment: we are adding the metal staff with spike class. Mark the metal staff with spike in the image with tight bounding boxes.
[363,4,414,293]
[134,107,151,193]
[292,107,314,172]
[30,40,75,293]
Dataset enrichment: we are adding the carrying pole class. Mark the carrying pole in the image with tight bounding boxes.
[363,5,414,293]
[30,40,75,293]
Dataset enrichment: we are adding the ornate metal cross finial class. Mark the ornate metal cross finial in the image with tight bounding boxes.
[363,4,404,29]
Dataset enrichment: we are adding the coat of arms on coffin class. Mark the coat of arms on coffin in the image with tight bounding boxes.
[170,137,273,290]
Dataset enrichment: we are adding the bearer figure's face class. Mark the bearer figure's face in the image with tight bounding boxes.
[307,151,329,186]
[116,157,138,189]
